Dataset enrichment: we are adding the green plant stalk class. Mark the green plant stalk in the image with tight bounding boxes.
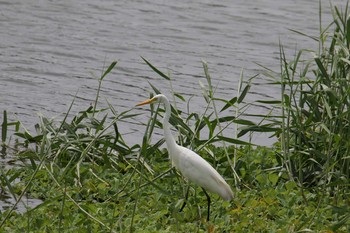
[58,183,67,233]
[279,44,294,182]
[93,61,117,117]
[233,70,243,173]
[1,110,7,144]
[202,61,240,184]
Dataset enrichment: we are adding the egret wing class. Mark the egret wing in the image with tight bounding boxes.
[176,146,233,200]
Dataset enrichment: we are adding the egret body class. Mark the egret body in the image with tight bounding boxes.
[137,94,233,220]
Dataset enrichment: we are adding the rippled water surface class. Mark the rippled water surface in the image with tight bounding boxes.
[0,0,346,145]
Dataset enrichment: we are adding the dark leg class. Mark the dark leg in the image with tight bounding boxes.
[201,188,211,221]
[179,185,190,212]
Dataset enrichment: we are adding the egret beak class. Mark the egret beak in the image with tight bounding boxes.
[136,97,156,106]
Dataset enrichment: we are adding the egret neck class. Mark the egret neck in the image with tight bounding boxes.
[160,95,178,162]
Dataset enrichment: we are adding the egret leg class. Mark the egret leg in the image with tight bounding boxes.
[201,188,211,221]
[179,185,190,212]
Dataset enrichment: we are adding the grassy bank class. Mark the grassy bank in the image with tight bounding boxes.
[1,4,350,233]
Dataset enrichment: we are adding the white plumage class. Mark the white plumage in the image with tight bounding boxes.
[137,94,233,220]
[172,145,233,201]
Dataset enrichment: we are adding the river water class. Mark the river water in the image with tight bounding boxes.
[0,0,346,145]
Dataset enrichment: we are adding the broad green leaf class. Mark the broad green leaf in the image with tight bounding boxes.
[256,100,281,104]
[217,136,251,145]
[238,84,251,103]
[174,93,185,102]
[148,81,161,94]
[268,173,279,186]
[101,61,117,81]
[142,57,170,80]
[220,97,238,112]
[314,57,329,81]
[285,181,297,191]
[238,126,281,137]
[2,110,7,143]
[216,116,236,123]
[346,13,350,44]
[233,119,255,125]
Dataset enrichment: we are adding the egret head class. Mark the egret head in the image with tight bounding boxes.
[136,94,167,106]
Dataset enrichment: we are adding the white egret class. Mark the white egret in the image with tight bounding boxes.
[136,94,233,221]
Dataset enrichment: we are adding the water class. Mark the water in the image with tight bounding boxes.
[0,0,345,144]
[0,0,347,211]
[0,152,43,213]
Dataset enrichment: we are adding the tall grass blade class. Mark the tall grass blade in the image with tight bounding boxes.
[217,136,251,145]
[141,57,170,80]
[101,61,117,81]
[93,61,117,115]
[237,84,251,103]
[219,97,238,112]
[1,110,7,144]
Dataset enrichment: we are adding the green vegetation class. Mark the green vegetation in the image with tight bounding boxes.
[1,5,350,233]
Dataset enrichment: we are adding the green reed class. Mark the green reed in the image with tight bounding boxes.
[272,3,350,198]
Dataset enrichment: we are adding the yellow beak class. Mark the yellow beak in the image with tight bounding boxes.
[136,97,156,106]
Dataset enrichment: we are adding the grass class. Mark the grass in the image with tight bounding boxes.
[1,4,350,233]
[277,2,350,194]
